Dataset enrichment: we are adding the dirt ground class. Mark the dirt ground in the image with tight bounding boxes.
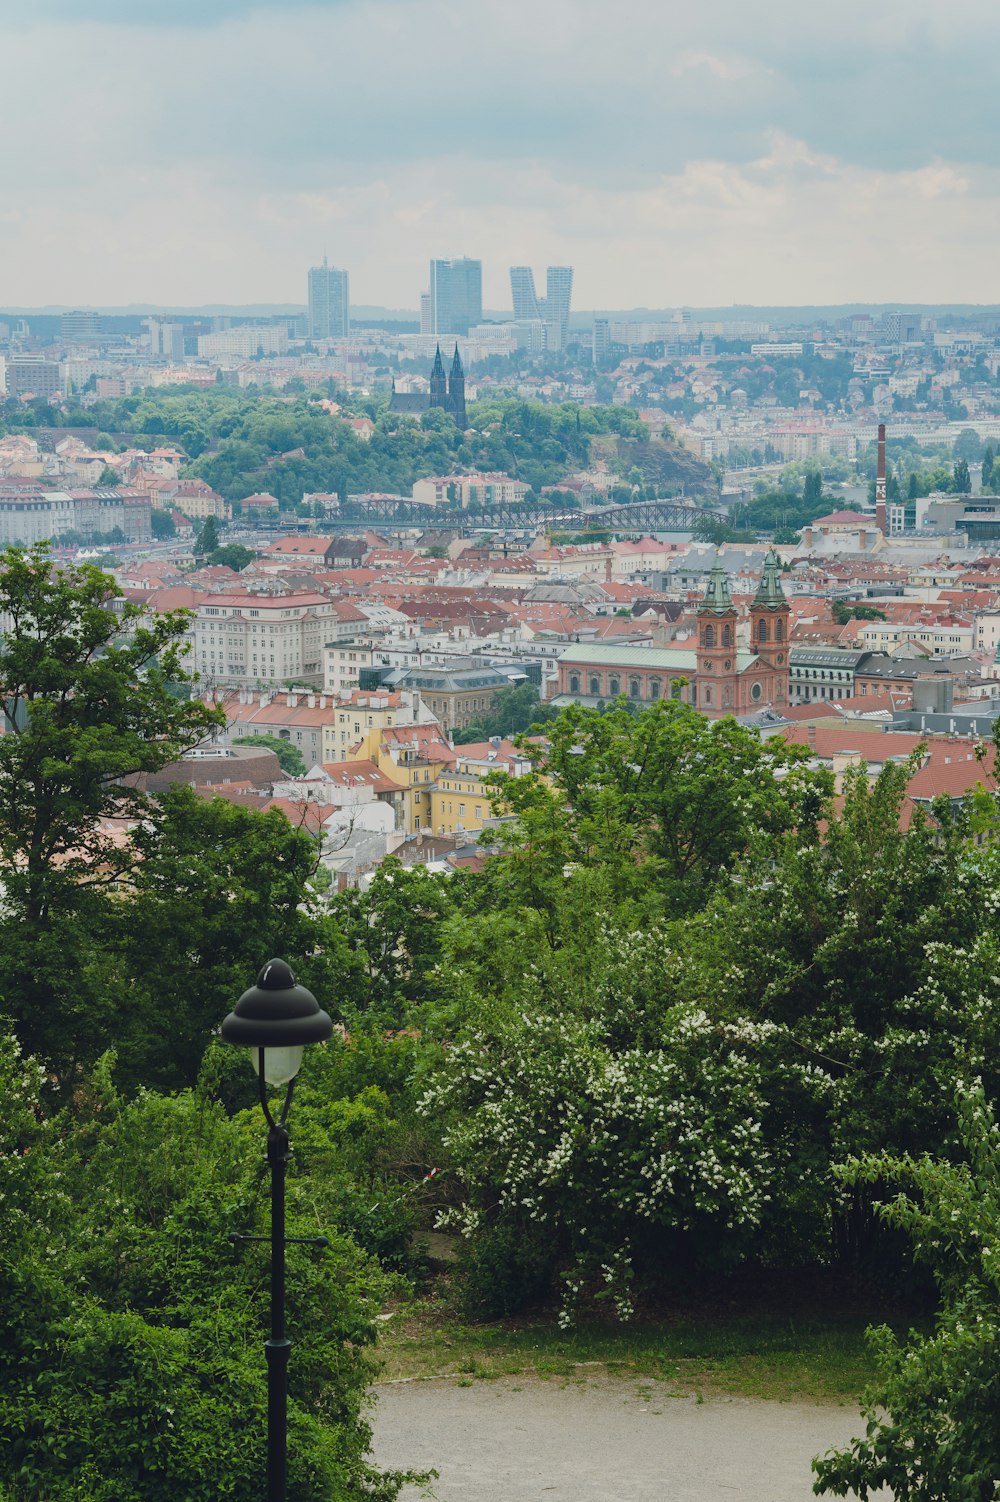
[369,1374,889,1501]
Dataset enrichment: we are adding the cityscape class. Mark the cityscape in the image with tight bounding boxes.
[5,3,1000,1502]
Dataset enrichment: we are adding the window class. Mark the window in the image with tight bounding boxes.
[608,677,620,696]
[590,675,601,696]
[751,683,763,701]
[775,618,784,642]
[704,624,716,648]
[569,673,581,694]
[629,677,641,699]
[649,679,661,700]
[722,624,732,647]
[459,804,466,817]
[703,685,713,706]
[758,619,769,642]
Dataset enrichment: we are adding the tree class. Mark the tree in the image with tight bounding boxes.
[112,786,352,1089]
[0,546,221,1071]
[832,601,887,624]
[982,445,995,489]
[952,426,983,463]
[953,458,972,495]
[512,698,832,909]
[239,732,307,776]
[97,465,120,486]
[814,1083,1000,1500]
[194,514,221,556]
[150,508,175,539]
[452,682,558,744]
[206,543,255,572]
[327,857,455,1026]
[803,470,823,503]
[0,1030,415,1501]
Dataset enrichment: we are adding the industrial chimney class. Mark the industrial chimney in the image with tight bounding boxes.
[875,422,887,536]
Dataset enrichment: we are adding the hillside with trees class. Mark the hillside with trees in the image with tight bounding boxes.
[1,388,714,512]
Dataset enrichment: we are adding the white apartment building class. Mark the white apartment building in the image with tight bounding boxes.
[0,489,75,544]
[196,325,288,359]
[193,591,340,688]
[323,638,379,695]
[411,473,530,508]
[858,620,974,658]
[975,610,1000,656]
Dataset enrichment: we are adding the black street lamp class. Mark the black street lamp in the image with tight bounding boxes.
[222,958,333,1502]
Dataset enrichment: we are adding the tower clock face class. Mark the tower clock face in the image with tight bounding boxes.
[703,660,713,671]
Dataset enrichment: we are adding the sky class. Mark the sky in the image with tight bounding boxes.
[2,0,999,309]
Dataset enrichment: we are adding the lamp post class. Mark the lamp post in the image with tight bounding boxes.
[221,958,333,1502]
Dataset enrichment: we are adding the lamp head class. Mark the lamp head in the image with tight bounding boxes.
[221,959,333,1085]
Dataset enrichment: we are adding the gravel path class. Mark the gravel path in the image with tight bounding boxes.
[369,1375,887,1501]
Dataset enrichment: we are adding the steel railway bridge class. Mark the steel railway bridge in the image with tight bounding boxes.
[323,496,726,534]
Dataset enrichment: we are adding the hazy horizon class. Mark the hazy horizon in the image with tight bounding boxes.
[4,0,998,308]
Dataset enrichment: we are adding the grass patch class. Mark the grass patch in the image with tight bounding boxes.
[376,1290,886,1404]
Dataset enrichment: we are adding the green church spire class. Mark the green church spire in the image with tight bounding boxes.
[752,549,788,611]
[700,557,736,615]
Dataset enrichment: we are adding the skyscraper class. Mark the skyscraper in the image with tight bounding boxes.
[546,266,573,341]
[428,258,482,337]
[307,259,350,340]
[508,265,573,340]
[510,266,542,321]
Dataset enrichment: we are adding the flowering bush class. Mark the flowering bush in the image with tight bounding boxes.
[420,926,830,1321]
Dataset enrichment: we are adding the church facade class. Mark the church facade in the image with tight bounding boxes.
[388,344,467,429]
[553,553,791,717]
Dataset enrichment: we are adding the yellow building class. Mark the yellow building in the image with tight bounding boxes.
[427,769,491,836]
[321,691,403,763]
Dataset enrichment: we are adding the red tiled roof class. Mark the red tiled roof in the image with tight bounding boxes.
[317,760,406,794]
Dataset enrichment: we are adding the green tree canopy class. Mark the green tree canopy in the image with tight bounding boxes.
[238,732,307,776]
[194,514,221,556]
[0,545,221,1071]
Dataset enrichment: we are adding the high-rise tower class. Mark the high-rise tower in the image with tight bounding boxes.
[428,258,482,337]
[308,259,350,340]
[510,266,542,320]
[508,264,574,340]
[546,265,573,341]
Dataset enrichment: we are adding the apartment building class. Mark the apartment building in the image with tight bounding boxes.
[193,591,340,687]
[221,689,340,768]
[323,637,379,695]
[0,484,152,544]
[857,619,974,658]
[411,473,530,508]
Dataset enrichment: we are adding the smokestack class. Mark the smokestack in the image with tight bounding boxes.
[875,422,887,536]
